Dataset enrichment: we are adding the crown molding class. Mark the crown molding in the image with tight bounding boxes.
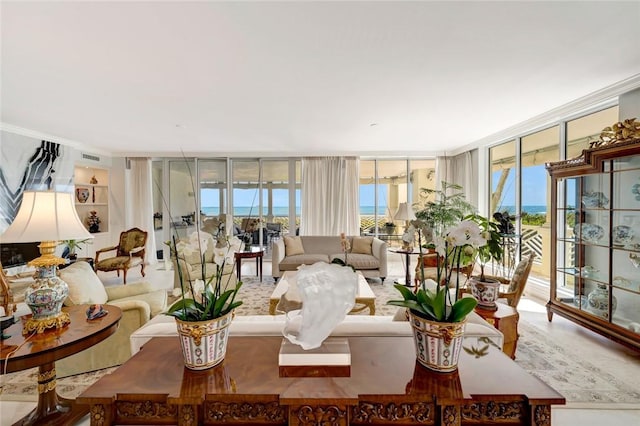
[450,73,640,156]
[0,123,113,157]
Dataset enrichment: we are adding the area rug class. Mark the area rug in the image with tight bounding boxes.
[2,275,639,406]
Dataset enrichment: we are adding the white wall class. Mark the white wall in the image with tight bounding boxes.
[619,87,640,119]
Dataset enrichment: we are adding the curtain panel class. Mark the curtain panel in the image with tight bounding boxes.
[125,158,157,265]
[301,157,359,236]
[435,151,477,208]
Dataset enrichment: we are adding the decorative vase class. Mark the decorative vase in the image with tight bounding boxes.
[468,277,501,310]
[587,284,617,320]
[408,311,466,373]
[175,310,234,370]
[76,187,90,203]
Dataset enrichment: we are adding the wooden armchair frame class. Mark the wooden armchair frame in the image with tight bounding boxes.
[95,227,148,284]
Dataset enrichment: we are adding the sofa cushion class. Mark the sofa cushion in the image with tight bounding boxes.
[115,289,168,317]
[284,236,305,256]
[59,261,108,305]
[351,236,373,255]
[332,253,380,270]
[279,254,329,270]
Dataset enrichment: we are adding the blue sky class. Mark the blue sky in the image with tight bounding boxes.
[493,164,548,206]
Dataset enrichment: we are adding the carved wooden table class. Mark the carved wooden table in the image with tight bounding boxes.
[0,304,121,426]
[77,335,564,425]
[475,302,520,359]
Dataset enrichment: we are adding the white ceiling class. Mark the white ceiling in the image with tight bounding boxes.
[2,1,640,157]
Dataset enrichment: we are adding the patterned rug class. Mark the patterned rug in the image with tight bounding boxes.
[2,275,639,406]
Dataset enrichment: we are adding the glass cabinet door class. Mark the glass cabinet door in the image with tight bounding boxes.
[555,164,640,329]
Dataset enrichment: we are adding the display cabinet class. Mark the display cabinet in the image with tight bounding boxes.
[546,132,640,351]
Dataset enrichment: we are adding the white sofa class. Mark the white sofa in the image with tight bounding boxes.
[130,310,504,355]
[272,235,388,281]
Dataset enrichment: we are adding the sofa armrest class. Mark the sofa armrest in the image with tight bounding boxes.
[272,239,286,277]
[106,281,154,300]
[108,299,152,327]
[371,238,388,277]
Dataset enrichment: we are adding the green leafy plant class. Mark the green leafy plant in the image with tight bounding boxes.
[60,239,91,256]
[413,181,476,239]
[464,214,504,281]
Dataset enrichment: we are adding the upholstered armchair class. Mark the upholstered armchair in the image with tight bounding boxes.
[414,252,474,288]
[56,260,167,377]
[95,227,148,284]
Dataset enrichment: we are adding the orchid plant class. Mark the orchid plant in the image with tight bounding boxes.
[388,219,482,323]
[166,227,244,322]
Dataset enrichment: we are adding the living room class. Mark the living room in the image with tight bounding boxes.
[2,2,640,425]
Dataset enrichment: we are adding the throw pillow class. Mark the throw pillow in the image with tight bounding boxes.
[351,236,373,255]
[284,236,305,256]
[59,260,108,305]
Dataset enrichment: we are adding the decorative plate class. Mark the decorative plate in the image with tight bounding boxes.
[612,225,634,246]
[612,276,632,289]
[581,191,609,208]
[579,265,598,277]
[632,180,640,201]
[573,223,604,243]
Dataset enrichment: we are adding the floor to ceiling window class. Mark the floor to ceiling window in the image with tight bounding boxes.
[359,159,434,248]
[199,159,227,234]
[260,159,299,238]
[487,105,619,287]
[521,126,559,281]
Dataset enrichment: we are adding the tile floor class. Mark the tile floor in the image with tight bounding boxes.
[2,257,639,425]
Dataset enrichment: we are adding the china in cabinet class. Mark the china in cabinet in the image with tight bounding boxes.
[546,127,640,351]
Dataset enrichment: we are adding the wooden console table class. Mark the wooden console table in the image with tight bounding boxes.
[77,335,564,426]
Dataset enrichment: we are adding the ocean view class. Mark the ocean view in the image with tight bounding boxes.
[202,205,549,217]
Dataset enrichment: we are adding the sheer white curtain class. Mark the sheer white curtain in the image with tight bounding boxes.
[125,158,157,265]
[435,151,477,208]
[300,157,359,236]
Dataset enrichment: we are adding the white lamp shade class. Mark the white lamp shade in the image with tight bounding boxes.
[393,202,416,221]
[0,190,93,243]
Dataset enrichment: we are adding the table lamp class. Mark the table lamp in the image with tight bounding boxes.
[0,190,93,334]
[394,202,416,251]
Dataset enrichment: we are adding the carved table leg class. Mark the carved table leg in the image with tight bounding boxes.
[13,361,89,426]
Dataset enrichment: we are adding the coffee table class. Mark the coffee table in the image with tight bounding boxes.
[77,335,565,425]
[269,270,376,315]
[0,304,121,426]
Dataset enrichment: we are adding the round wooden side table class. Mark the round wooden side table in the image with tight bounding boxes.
[0,304,122,425]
